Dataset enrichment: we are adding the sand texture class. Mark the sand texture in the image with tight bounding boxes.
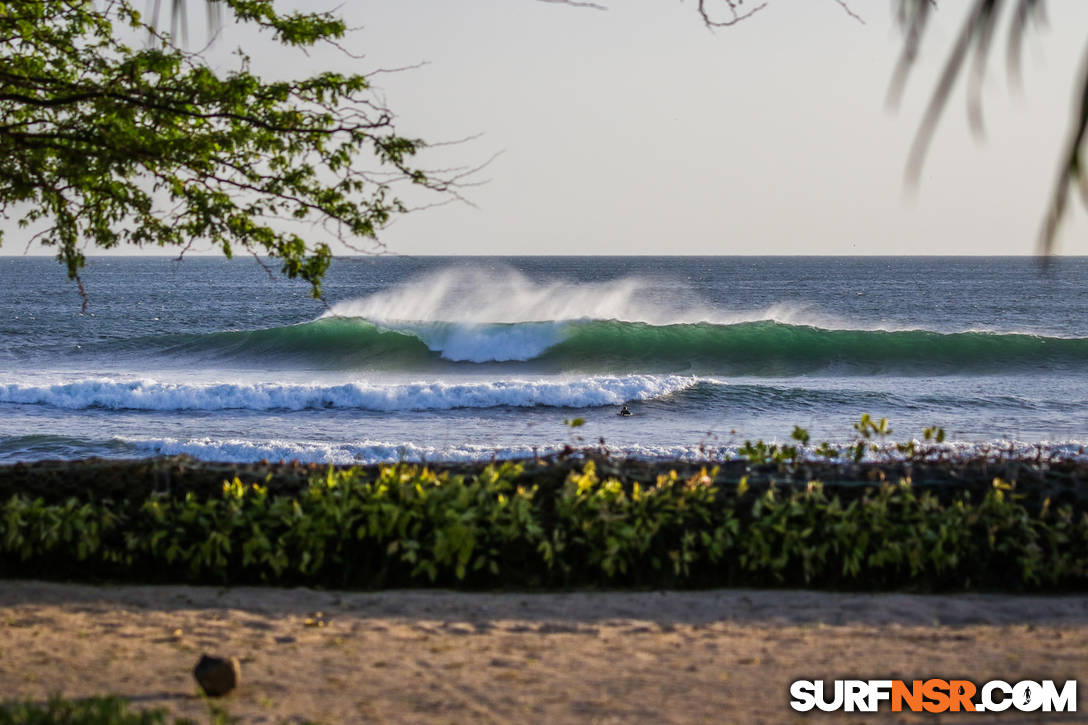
[1,581,1086,723]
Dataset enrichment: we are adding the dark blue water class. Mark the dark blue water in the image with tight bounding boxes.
[1,256,1086,463]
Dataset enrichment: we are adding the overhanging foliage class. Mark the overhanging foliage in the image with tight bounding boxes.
[0,1,440,306]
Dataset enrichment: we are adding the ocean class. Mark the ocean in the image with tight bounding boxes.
[1,256,1086,464]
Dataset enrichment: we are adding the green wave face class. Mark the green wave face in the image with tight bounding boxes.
[545,320,1088,375]
[148,318,1088,375]
[157,317,437,368]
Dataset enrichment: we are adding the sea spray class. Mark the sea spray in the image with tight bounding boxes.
[321,267,683,325]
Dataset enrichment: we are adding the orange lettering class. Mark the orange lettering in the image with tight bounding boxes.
[922,678,951,713]
[949,680,976,712]
[892,680,924,712]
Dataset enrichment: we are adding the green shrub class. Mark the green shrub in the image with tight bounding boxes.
[0,696,180,725]
[0,463,1085,591]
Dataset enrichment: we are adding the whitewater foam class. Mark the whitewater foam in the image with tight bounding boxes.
[0,375,698,412]
[126,437,755,465]
[122,436,1088,465]
[127,436,553,465]
[381,320,569,362]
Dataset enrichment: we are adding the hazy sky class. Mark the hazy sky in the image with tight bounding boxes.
[6,0,1088,256]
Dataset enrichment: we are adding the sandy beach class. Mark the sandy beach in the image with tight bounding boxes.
[1,581,1086,723]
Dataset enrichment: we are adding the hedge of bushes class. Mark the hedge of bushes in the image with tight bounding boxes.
[1,462,1086,590]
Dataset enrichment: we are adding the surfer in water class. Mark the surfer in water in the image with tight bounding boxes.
[619,405,632,417]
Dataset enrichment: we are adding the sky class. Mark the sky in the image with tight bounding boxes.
[5,0,1088,257]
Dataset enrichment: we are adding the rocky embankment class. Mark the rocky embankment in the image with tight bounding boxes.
[1,452,1085,514]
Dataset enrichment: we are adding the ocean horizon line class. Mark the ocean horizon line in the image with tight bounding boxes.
[3,252,1087,259]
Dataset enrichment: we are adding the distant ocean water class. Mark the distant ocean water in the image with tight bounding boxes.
[1,256,1087,464]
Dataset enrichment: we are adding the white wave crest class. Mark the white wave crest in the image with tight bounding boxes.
[0,375,698,412]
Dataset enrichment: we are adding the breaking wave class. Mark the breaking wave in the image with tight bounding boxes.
[0,375,696,412]
[141,317,1088,375]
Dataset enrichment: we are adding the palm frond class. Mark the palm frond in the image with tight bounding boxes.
[148,0,221,44]
[1039,48,1088,253]
[892,1,1088,254]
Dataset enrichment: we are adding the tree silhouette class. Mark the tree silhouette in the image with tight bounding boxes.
[0,1,461,307]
